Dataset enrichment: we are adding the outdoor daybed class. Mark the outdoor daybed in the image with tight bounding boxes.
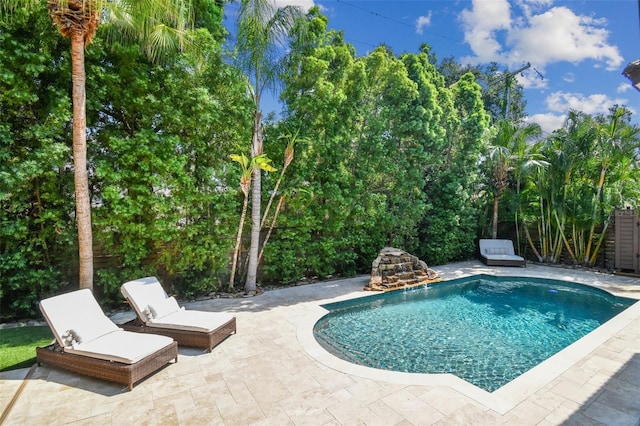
[120,277,236,352]
[37,289,178,391]
[479,239,526,267]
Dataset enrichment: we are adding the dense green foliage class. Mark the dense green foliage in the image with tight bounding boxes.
[1,5,639,319]
[517,108,640,264]
[476,107,640,267]
[270,10,489,279]
[0,5,76,316]
[437,56,528,122]
[87,31,252,297]
[1,2,251,316]
[232,0,305,292]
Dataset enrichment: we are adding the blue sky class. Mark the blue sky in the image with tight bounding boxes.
[226,0,640,134]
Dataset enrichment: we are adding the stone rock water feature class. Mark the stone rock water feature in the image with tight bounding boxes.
[366,247,440,291]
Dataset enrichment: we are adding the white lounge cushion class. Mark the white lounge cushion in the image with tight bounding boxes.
[480,240,520,256]
[479,239,525,264]
[484,254,524,261]
[486,247,507,255]
[146,310,235,333]
[147,296,182,321]
[121,277,169,323]
[40,289,120,348]
[122,276,236,334]
[66,329,174,364]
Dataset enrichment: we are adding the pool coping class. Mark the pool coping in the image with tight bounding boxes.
[296,270,640,415]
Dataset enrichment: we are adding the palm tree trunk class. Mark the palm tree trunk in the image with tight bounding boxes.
[554,210,576,263]
[523,223,542,262]
[585,167,607,263]
[229,191,249,290]
[71,30,93,290]
[260,161,288,229]
[245,111,262,292]
[492,193,499,239]
[589,220,609,266]
[258,195,285,264]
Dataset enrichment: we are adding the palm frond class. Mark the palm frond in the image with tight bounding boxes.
[235,0,303,97]
[101,0,193,62]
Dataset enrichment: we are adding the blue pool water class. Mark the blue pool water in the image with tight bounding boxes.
[313,275,635,392]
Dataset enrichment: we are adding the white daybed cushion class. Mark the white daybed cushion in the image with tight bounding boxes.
[40,289,120,348]
[484,254,525,261]
[121,277,171,323]
[146,310,235,333]
[66,330,175,364]
[485,247,508,255]
[479,239,525,263]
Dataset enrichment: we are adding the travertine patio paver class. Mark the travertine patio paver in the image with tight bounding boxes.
[1,261,639,425]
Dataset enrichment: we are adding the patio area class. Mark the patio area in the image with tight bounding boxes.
[2,260,640,425]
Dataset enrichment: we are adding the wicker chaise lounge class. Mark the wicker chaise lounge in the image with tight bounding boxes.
[479,239,526,267]
[120,277,236,352]
[37,289,178,391]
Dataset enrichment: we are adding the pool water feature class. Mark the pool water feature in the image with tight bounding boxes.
[313,275,635,392]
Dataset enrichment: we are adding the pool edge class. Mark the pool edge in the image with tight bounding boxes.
[296,272,640,415]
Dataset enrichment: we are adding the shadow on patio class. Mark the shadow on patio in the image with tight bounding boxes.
[562,353,640,425]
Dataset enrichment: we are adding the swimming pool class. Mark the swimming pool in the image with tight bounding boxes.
[313,274,635,392]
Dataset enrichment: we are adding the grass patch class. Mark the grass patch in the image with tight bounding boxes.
[0,326,54,372]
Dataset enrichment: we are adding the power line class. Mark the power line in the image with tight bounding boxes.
[335,0,463,44]
[346,38,378,49]
[337,0,413,28]
[225,0,462,53]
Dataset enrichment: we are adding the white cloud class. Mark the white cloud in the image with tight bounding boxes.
[526,90,633,134]
[545,91,627,115]
[525,112,566,134]
[459,2,623,71]
[416,11,432,35]
[515,0,553,19]
[508,7,623,70]
[460,0,511,63]
[461,0,511,32]
[563,73,575,83]
[617,83,633,93]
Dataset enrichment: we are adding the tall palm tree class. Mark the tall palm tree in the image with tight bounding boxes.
[583,107,640,265]
[508,124,546,250]
[536,111,595,263]
[487,143,510,239]
[1,0,193,290]
[234,0,302,292]
[486,119,541,239]
[229,153,275,291]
